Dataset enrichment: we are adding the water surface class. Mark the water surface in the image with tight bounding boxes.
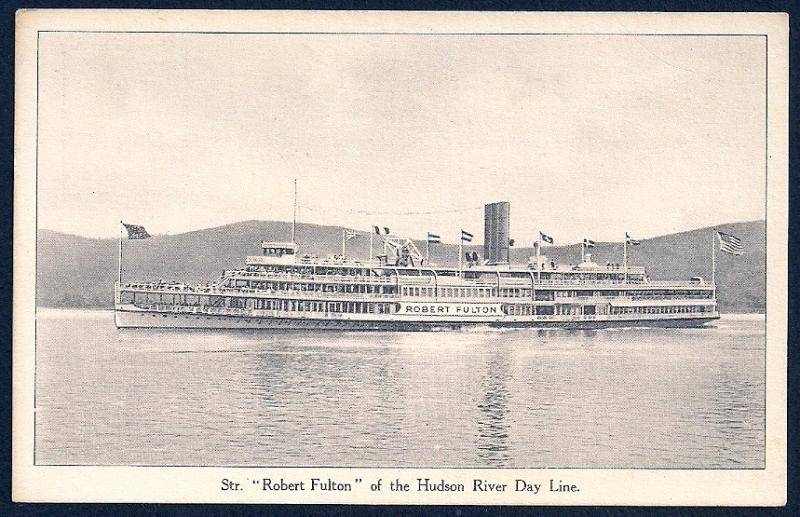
[35,310,765,468]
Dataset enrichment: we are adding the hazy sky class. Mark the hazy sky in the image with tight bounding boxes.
[37,32,766,244]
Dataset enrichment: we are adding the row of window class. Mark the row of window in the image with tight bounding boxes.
[610,305,715,315]
[503,305,554,316]
[503,304,714,316]
[249,299,393,314]
[121,287,712,309]
[399,286,713,300]
[249,265,648,283]
[127,295,714,318]
[230,280,397,295]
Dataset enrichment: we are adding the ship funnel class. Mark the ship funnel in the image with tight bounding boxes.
[483,201,510,265]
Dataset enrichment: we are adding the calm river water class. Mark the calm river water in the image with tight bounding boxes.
[34,310,765,468]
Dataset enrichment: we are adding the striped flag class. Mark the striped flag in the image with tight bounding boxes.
[540,231,554,244]
[427,232,441,244]
[583,238,596,248]
[717,231,743,255]
[121,222,151,239]
[626,232,641,246]
[461,230,473,242]
[345,229,358,240]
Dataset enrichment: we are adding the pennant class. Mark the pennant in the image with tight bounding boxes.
[121,222,151,239]
[383,227,391,235]
[717,231,743,255]
[373,225,381,235]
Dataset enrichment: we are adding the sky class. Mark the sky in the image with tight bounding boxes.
[37,32,766,245]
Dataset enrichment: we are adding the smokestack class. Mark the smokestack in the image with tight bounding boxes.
[484,201,510,264]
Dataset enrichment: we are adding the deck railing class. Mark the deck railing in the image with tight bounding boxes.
[123,303,719,321]
[119,276,714,297]
[117,284,716,306]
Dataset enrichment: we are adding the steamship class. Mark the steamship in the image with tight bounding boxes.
[114,202,719,330]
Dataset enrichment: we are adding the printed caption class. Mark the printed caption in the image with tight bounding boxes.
[219,476,580,498]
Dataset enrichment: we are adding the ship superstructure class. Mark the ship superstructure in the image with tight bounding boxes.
[114,203,719,330]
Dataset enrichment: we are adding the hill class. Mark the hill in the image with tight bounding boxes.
[36,220,765,313]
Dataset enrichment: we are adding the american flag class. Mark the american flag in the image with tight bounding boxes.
[461,230,473,242]
[717,231,743,255]
[626,232,641,246]
[121,222,151,239]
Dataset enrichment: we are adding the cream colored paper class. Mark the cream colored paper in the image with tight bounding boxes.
[14,10,788,505]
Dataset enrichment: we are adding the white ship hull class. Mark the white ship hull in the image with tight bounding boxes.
[114,307,720,331]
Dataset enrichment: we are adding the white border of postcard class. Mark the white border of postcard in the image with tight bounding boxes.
[13,10,788,505]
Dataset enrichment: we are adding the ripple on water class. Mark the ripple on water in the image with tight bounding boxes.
[34,311,765,468]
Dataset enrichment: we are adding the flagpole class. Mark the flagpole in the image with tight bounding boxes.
[623,236,628,284]
[459,232,463,277]
[536,236,541,282]
[118,221,124,284]
[342,230,346,256]
[581,242,585,263]
[712,229,716,286]
[369,231,373,264]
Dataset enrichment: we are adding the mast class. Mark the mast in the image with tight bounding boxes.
[623,235,628,284]
[118,221,123,284]
[291,178,297,244]
[458,233,463,277]
[711,229,716,286]
[536,237,541,282]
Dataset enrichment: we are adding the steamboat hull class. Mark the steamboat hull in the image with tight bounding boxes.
[115,308,719,331]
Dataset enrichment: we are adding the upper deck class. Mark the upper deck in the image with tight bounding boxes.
[245,255,647,275]
[196,258,712,294]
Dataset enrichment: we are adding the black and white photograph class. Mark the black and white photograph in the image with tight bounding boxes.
[13,10,787,505]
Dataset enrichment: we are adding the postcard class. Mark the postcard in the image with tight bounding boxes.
[13,9,788,505]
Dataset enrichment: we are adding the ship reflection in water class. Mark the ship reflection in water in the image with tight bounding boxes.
[35,310,765,468]
[476,345,512,466]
